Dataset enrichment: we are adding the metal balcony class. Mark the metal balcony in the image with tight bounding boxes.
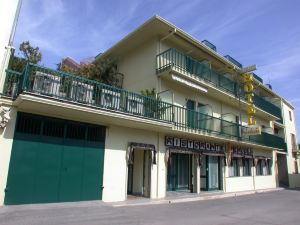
[156,48,283,120]
[2,63,286,151]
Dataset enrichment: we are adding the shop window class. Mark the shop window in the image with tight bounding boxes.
[256,159,271,176]
[256,159,263,176]
[243,158,252,176]
[266,159,272,175]
[200,156,207,177]
[229,158,240,177]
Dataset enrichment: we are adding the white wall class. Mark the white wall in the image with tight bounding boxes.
[226,177,254,192]
[282,101,300,187]
[0,0,20,92]
[102,125,162,202]
[0,107,17,205]
[118,38,158,93]
[254,150,277,190]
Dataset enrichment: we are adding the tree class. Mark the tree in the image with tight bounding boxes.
[19,41,42,64]
[9,41,42,72]
[141,88,156,98]
[59,57,121,87]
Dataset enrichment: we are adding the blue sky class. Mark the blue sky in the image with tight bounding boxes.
[14,0,300,139]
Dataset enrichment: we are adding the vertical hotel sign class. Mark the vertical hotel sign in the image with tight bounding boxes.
[242,73,256,125]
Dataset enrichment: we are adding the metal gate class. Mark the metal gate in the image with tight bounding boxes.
[4,113,106,205]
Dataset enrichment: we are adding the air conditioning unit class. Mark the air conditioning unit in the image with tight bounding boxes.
[33,71,61,96]
[100,88,121,109]
[70,81,94,104]
[126,95,144,115]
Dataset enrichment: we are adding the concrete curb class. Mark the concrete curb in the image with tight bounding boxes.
[112,188,284,207]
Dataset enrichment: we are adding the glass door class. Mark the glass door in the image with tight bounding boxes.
[167,153,191,191]
[208,156,220,190]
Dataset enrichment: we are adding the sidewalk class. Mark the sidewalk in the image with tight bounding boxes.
[111,188,284,207]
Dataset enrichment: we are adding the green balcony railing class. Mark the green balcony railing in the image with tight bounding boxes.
[242,131,286,150]
[173,106,240,139]
[2,63,286,151]
[156,48,283,119]
[6,63,175,122]
[156,48,237,95]
[252,94,282,119]
[2,70,22,98]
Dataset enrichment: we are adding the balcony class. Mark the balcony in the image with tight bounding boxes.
[2,63,286,151]
[156,48,282,120]
[156,48,237,95]
[242,131,287,150]
[252,94,282,119]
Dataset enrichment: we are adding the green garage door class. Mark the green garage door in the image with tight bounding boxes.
[4,113,106,205]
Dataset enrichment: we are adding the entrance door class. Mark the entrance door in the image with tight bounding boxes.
[208,156,219,190]
[276,153,289,187]
[5,113,105,205]
[201,155,221,191]
[167,153,192,192]
[127,149,151,197]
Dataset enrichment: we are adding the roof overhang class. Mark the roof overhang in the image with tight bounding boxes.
[97,15,242,70]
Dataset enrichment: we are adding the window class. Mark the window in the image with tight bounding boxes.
[200,156,207,177]
[289,110,292,121]
[229,158,240,177]
[266,159,272,175]
[256,159,263,176]
[256,159,272,176]
[243,158,252,176]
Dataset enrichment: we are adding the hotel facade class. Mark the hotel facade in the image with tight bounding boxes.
[0,16,300,205]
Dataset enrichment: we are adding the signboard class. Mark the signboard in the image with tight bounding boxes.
[240,65,256,74]
[242,73,256,125]
[165,136,225,154]
[231,146,253,157]
[242,125,261,136]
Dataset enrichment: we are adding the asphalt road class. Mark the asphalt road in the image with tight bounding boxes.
[0,189,299,225]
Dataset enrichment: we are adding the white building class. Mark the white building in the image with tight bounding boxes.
[0,15,299,205]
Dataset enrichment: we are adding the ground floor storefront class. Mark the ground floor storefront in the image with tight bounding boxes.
[0,109,292,205]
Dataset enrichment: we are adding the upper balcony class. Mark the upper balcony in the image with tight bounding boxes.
[1,63,286,151]
[156,48,282,120]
